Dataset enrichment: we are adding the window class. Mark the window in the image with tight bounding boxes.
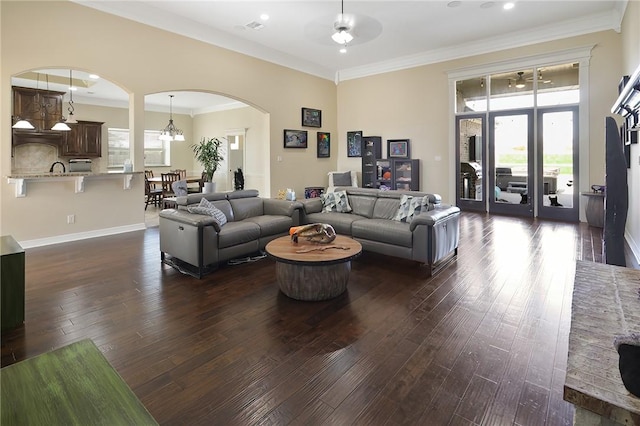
[107,128,171,167]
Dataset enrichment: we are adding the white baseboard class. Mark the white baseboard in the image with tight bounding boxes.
[625,230,640,265]
[19,223,147,249]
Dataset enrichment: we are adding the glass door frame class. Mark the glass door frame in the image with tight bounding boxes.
[488,108,535,218]
[536,105,579,222]
[455,114,486,212]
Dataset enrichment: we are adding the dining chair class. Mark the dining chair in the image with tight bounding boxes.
[172,169,187,179]
[144,176,162,210]
[160,172,181,198]
[145,170,156,189]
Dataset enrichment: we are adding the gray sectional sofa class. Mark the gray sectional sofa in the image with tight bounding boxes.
[159,190,301,277]
[299,187,460,276]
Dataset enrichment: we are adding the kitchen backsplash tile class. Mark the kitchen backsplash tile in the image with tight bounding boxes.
[12,143,103,174]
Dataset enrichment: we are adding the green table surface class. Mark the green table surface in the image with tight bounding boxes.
[1,339,157,425]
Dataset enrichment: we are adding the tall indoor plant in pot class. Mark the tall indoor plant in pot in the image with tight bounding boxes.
[192,137,224,193]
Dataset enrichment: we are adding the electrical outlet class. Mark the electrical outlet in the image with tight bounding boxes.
[67,214,75,224]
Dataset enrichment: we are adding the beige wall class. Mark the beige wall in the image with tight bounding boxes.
[337,30,623,204]
[192,106,269,194]
[1,1,337,243]
[621,0,640,262]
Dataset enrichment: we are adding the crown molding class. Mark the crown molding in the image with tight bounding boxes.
[337,10,620,83]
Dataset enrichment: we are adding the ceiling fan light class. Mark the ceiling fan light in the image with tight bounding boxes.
[515,82,526,89]
[332,29,353,45]
[12,119,35,130]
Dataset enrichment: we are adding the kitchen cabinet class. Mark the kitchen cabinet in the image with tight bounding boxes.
[12,86,65,132]
[61,121,103,157]
[361,136,382,188]
[393,159,420,191]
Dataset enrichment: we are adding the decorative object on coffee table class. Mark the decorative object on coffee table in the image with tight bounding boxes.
[614,333,640,397]
[265,235,362,301]
[289,223,336,244]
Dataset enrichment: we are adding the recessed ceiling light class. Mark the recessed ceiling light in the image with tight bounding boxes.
[260,13,269,21]
[89,74,100,79]
[480,2,495,8]
[503,2,515,10]
[447,1,462,7]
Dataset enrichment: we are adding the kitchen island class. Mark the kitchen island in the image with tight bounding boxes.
[6,171,141,197]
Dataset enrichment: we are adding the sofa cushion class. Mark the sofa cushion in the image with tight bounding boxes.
[217,221,261,249]
[352,218,413,248]
[244,215,293,237]
[305,212,365,235]
[230,197,264,221]
[348,194,376,218]
[332,171,352,186]
[393,194,427,224]
[322,190,352,213]
[187,198,228,226]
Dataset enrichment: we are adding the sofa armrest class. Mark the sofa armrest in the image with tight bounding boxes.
[299,198,323,214]
[410,205,460,231]
[159,209,221,232]
[263,199,302,217]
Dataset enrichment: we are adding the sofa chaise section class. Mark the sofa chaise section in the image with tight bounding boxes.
[159,190,301,278]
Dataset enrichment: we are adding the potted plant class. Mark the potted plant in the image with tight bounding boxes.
[192,137,224,193]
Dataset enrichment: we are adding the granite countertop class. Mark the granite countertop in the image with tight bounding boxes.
[7,171,141,179]
[564,260,640,424]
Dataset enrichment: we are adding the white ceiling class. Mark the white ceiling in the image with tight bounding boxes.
[75,0,627,82]
[14,1,627,113]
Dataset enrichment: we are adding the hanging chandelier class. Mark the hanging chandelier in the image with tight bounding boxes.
[331,0,353,45]
[159,95,185,141]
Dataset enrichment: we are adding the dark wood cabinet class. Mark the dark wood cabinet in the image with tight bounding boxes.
[12,86,64,131]
[392,159,420,191]
[1,236,25,331]
[61,121,103,157]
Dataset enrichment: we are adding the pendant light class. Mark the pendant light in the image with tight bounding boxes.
[65,69,77,124]
[159,95,185,141]
[515,72,526,89]
[50,73,71,131]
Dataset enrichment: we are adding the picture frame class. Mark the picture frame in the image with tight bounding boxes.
[387,139,410,158]
[301,107,321,128]
[283,129,308,148]
[347,130,362,157]
[317,132,330,158]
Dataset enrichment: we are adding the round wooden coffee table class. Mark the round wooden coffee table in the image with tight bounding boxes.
[265,234,362,301]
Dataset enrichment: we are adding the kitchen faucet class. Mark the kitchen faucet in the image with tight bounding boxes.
[49,161,66,173]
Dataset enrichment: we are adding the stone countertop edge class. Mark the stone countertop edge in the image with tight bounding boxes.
[7,171,143,179]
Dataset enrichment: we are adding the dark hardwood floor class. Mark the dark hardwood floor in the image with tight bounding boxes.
[2,213,637,425]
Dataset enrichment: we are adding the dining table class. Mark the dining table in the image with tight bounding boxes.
[148,175,203,191]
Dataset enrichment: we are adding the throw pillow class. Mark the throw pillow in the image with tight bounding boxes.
[332,171,352,187]
[394,194,426,223]
[321,190,352,213]
[187,197,227,226]
[172,180,188,197]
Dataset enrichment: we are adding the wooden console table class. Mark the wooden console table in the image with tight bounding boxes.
[564,261,640,425]
[1,339,157,425]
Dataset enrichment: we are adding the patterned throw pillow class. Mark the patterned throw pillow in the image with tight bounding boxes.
[187,197,228,226]
[321,190,352,213]
[393,194,427,223]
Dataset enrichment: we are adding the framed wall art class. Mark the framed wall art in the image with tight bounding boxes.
[283,129,308,148]
[347,130,362,157]
[387,139,410,158]
[301,107,321,128]
[317,132,330,158]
